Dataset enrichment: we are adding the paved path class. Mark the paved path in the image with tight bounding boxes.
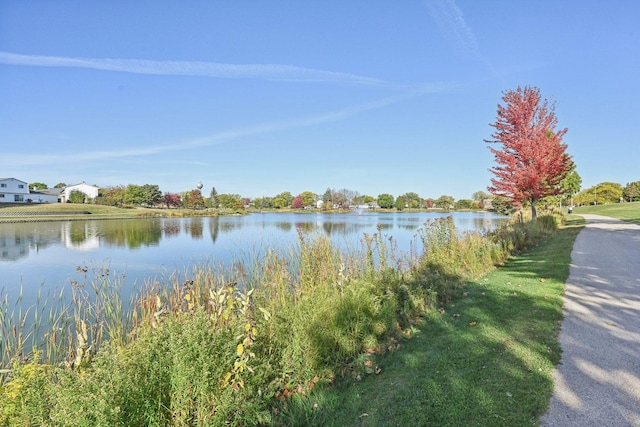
[540,214,640,426]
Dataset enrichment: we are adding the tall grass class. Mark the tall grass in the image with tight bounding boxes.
[0,286,72,368]
[412,216,504,302]
[0,213,561,426]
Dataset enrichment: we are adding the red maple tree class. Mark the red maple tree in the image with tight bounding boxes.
[292,194,304,209]
[485,86,572,219]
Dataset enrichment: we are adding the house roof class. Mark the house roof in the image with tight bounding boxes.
[65,182,99,189]
[0,177,28,184]
[35,188,63,196]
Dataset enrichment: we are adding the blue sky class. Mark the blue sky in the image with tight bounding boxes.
[1,1,638,201]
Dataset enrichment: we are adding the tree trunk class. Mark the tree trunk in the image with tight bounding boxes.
[531,198,538,220]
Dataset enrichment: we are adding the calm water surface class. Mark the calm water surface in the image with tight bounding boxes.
[0,211,505,304]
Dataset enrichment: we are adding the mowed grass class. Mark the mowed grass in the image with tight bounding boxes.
[573,201,640,222]
[272,217,585,426]
[0,202,223,218]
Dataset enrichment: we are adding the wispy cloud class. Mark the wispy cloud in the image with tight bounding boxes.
[6,86,452,167]
[0,51,383,85]
[424,0,498,75]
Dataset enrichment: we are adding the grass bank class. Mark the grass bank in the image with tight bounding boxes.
[573,201,640,222]
[0,213,575,426]
[272,216,584,426]
[0,202,240,221]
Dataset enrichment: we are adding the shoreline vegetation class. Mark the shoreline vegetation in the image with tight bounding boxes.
[0,202,480,224]
[0,203,243,223]
[4,203,636,425]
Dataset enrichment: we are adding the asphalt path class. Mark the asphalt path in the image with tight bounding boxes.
[540,214,640,426]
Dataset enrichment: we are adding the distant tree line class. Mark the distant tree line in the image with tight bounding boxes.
[27,177,640,213]
[573,181,640,205]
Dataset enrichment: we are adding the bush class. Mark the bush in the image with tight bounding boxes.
[0,357,51,426]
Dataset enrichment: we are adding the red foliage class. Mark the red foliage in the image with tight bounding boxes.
[292,194,304,209]
[485,86,572,218]
[162,192,181,208]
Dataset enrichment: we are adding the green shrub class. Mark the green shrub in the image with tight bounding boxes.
[0,356,51,426]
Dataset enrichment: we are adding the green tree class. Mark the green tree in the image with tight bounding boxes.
[595,182,623,204]
[377,193,395,209]
[29,182,48,190]
[68,190,85,203]
[252,197,273,209]
[456,199,478,210]
[623,181,640,202]
[124,185,145,205]
[141,184,162,206]
[394,196,406,211]
[217,193,244,210]
[490,196,514,215]
[274,192,294,207]
[560,168,582,205]
[209,187,219,208]
[398,192,422,209]
[435,195,455,210]
[97,186,126,206]
[472,191,490,202]
[54,182,66,189]
[272,196,289,209]
[300,191,316,207]
[576,182,623,205]
[351,193,365,206]
[322,188,333,204]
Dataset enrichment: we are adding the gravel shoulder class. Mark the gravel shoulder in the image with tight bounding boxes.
[540,214,640,426]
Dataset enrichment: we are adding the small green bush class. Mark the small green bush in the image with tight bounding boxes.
[0,357,51,426]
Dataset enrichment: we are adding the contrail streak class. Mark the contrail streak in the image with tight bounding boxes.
[0,51,382,85]
[6,89,449,167]
[425,0,499,76]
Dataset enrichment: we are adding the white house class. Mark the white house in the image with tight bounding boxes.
[61,182,100,203]
[30,188,61,204]
[0,178,62,203]
[0,178,30,203]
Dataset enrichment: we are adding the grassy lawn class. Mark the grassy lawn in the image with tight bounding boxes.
[573,201,640,222]
[272,217,585,426]
[0,202,225,219]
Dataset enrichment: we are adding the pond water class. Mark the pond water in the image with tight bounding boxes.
[0,211,506,305]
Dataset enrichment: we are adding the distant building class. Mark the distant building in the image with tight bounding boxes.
[0,178,95,204]
[0,177,30,203]
[28,188,60,203]
[61,182,99,203]
[0,178,58,203]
